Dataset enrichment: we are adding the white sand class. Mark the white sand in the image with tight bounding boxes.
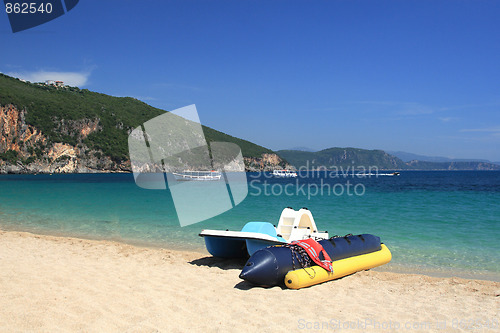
[0,230,498,332]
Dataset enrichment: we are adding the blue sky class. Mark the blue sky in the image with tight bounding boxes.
[2,0,500,161]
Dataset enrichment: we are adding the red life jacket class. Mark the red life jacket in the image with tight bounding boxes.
[291,238,334,272]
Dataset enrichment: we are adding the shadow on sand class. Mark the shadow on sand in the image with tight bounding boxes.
[188,256,248,270]
[189,256,289,290]
[233,280,286,290]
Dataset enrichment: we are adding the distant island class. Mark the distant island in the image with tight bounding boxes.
[277,148,500,171]
[1,73,498,174]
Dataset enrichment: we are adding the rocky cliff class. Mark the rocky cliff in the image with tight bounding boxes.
[244,153,294,172]
[0,104,286,173]
[0,104,128,173]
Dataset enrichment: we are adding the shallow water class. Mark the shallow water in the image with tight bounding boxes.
[0,171,499,281]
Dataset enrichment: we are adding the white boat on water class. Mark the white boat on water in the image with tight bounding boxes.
[358,172,401,177]
[272,169,298,178]
[172,170,222,181]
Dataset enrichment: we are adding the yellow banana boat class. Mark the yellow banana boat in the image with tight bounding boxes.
[284,244,392,289]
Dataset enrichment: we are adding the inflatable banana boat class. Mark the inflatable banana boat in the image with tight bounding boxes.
[239,234,391,289]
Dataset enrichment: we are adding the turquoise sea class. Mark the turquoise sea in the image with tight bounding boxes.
[0,171,499,281]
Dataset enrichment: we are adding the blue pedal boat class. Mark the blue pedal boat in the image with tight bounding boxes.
[199,207,329,258]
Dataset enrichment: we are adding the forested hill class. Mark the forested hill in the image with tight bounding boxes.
[277,148,407,170]
[0,74,287,173]
[277,148,500,171]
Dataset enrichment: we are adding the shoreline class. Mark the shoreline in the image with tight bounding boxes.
[2,227,499,283]
[1,170,500,176]
[1,229,499,332]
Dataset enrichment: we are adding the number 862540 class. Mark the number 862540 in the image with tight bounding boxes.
[5,2,53,14]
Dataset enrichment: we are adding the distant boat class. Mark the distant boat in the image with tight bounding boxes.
[357,171,401,177]
[172,170,222,181]
[272,169,298,178]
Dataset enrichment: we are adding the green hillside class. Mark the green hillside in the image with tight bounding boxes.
[0,73,273,162]
[277,148,500,171]
[277,147,408,170]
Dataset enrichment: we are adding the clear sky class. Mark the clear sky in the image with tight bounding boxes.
[2,0,499,161]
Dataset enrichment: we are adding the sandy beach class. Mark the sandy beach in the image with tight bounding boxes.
[0,230,498,332]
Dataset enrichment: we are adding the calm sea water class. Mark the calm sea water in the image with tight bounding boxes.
[0,171,499,281]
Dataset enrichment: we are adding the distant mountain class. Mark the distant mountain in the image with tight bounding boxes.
[277,148,500,171]
[388,151,491,163]
[283,146,316,152]
[405,160,500,171]
[277,147,407,170]
[3,73,496,174]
